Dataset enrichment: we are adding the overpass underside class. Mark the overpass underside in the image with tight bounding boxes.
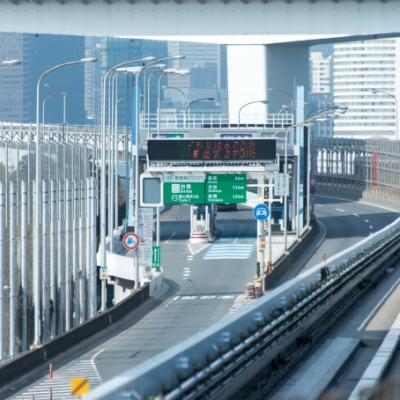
[2,0,400,118]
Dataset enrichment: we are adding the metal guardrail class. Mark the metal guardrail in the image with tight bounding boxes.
[312,137,400,212]
[86,217,400,400]
[0,113,293,144]
[141,113,294,131]
[348,313,400,400]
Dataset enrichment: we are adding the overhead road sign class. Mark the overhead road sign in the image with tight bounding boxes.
[206,174,246,204]
[148,139,276,163]
[253,204,270,221]
[164,174,206,204]
[122,232,140,251]
[274,173,289,196]
[152,133,185,139]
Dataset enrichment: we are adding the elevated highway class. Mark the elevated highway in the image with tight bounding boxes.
[1,196,398,399]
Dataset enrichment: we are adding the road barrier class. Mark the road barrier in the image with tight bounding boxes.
[86,218,400,400]
[0,283,149,390]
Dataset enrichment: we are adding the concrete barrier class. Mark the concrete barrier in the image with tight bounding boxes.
[264,218,319,289]
[0,283,149,390]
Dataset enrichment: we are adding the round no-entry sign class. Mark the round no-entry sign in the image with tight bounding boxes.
[122,232,140,251]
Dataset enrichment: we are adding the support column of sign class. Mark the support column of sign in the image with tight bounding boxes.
[138,208,153,279]
[267,180,272,273]
[275,172,290,252]
[253,204,270,292]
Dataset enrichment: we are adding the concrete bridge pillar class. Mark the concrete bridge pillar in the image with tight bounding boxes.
[227,43,309,120]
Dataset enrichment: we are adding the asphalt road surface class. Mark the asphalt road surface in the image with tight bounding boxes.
[3,197,399,400]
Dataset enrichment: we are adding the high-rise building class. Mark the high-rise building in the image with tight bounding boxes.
[0,33,85,125]
[166,41,227,112]
[310,52,332,93]
[333,38,400,139]
[308,45,334,136]
[84,37,168,125]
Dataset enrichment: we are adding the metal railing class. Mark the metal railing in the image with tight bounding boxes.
[312,137,400,212]
[142,113,294,131]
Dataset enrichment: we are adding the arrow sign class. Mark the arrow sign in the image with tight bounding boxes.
[152,246,161,269]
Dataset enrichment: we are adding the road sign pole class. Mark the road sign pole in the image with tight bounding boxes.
[268,182,272,270]
[257,220,263,282]
[156,206,160,248]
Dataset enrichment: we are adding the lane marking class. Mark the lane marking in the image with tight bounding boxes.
[164,296,180,308]
[203,244,254,260]
[353,214,359,217]
[13,350,104,400]
[365,219,369,223]
[164,232,176,244]
[370,225,373,229]
[187,243,210,255]
[336,208,345,212]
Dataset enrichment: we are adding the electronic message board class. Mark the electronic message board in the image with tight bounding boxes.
[148,139,276,162]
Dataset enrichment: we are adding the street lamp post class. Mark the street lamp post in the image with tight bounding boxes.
[133,56,185,290]
[100,58,156,313]
[42,93,67,139]
[44,83,67,140]
[157,68,190,139]
[0,59,21,360]
[162,86,186,104]
[372,89,398,140]
[146,67,168,139]
[238,100,268,125]
[34,57,97,345]
[272,108,344,253]
[184,98,214,128]
[268,88,294,109]
[163,86,186,129]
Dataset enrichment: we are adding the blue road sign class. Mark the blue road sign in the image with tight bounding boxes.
[253,204,270,221]
[310,187,316,195]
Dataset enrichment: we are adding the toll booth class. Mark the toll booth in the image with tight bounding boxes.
[190,204,216,239]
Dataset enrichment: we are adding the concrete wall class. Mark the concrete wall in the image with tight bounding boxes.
[0,283,150,391]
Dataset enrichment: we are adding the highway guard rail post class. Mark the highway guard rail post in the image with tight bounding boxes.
[0,283,149,390]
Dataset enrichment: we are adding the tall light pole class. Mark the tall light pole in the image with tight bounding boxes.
[100,57,156,312]
[42,92,67,139]
[163,86,186,104]
[268,88,294,109]
[238,100,268,124]
[157,69,190,138]
[0,59,21,361]
[147,67,167,139]
[44,83,67,136]
[271,107,345,251]
[372,89,398,141]
[134,55,185,290]
[34,57,97,345]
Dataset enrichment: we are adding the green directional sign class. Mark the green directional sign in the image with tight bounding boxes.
[163,174,206,204]
[152,246,161,269]
[205,174,247,204]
